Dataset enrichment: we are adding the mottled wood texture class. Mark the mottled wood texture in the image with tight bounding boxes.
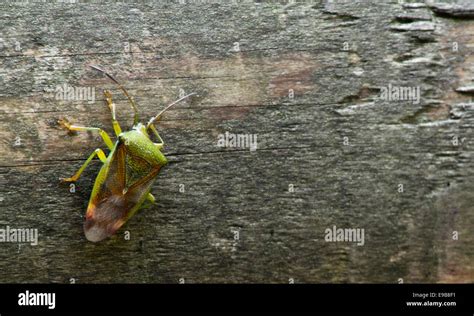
[0,0,473,283]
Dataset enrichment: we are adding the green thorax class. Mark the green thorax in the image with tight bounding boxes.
[118,123,167,167]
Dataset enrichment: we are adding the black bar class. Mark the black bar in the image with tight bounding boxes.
[0,284,472,315]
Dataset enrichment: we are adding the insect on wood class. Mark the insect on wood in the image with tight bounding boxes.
[59,65,195,242]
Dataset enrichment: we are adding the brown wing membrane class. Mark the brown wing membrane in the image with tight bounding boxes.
[84,142,161,242]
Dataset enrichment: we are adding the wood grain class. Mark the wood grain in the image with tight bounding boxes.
[0,0,473,283]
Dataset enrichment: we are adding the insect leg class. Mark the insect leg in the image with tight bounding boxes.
[61,148,107,182]
[138,193,156,211]
[147,193,155,203]
[103,90,122,136]
[148,124,164,150]
[59,118,114,150]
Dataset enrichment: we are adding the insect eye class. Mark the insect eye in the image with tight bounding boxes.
[118,135,128,145]
[119,136,130,146]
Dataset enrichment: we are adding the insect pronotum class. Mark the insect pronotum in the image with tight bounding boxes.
[59,65,195,242]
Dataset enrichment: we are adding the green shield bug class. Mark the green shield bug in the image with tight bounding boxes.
[59,65,194,242]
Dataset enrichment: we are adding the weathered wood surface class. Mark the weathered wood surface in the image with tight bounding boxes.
[0,0,473,283]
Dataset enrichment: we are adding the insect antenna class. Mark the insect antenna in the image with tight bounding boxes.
[90,65,140,125]
[146,92,195,129]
